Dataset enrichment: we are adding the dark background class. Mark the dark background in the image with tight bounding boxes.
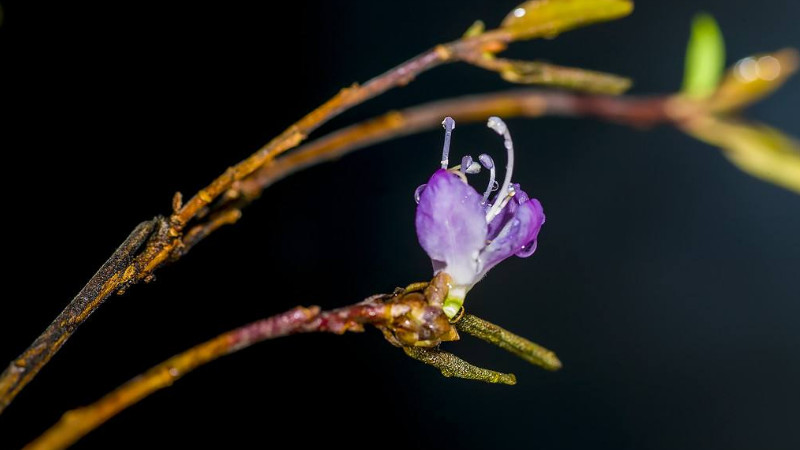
[1,1,799,449]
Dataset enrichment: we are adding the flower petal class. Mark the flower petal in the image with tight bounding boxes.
[477,198,545,277]
[487,183,525,240]
[415,169,488,286]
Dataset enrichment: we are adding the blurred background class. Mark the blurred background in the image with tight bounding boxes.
[1,1,798,448]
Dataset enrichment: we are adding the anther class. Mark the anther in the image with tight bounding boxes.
[478,154,496,205]
[460,155,473,174]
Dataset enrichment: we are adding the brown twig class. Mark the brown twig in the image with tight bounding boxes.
[236,90,673,198]
[0,219,161,412]
[0,29,516,412]
[0,85,673,413]
[24,278,532,450]
[168,30,513,231]
[21,305,338,450]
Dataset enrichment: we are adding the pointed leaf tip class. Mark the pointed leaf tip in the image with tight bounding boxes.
[686,117,800,195]
[501,0,634,41]
[709,48,799,113]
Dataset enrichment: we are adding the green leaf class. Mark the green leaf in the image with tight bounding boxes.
[708,49,799,113]
[501,0,634,41]
[463,20,485,38]
[682,13,725,98]
[684,117,800,195]
[497,59,632,94]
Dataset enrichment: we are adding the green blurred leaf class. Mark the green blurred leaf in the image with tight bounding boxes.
[463,20,485,38]
[501,0,634,41]
[682,13,725,99]
[708,48,799,113]
[685,117,800,194]
[495,59,632,94]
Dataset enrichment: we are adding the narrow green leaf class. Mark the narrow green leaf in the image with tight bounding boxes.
[684,117,800,194]
[501,0,634,41]
[709,48,799,113]
[463,20,485,38]
[682,13,725,98]
[498,59,632,94]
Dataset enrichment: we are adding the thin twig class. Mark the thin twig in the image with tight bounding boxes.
[0,29,515,412]
[22,305,322,450]
[0,219,160,412]
[236,89,673,198]
[23,268,568,450]
[0,87,673,413]
[169,30,512,230]
[23,283,505,450]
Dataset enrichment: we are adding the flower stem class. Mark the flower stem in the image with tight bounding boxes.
[443,296,465,319]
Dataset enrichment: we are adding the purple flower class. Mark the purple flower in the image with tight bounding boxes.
[415,117,545,318]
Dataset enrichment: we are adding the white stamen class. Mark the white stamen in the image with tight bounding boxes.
[486,187,516,223]
[478,153,496,205]
[460,155,482,175]
[465,161,482,174]
[441,117,456,169]
[460,155,473,174]
[485,117,516,221]
[478,153,494,169]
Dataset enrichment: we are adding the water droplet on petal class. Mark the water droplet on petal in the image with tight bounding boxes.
[516,241,538,257]
[414,184,427,204]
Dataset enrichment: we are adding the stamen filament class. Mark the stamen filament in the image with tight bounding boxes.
[485,187,516,223]
[485,117,516,221]
[441,117,456,169]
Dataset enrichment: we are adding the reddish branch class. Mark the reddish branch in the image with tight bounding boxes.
[22,305,356,450]
[25,277,544,450]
